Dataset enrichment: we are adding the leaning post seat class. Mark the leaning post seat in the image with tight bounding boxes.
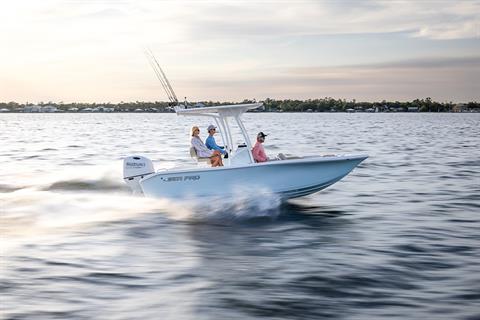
[189,147,210,163]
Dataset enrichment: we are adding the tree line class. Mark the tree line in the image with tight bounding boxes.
[260,98,479,112]
[0,97,479,112]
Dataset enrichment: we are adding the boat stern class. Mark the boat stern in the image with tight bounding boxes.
[123,156,155,194]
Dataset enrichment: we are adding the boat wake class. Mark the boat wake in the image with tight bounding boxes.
[0,189,161,237]
[161,187,282,223]
[1,167,282,251]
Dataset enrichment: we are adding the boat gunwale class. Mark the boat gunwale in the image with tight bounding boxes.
[140,154,368,183]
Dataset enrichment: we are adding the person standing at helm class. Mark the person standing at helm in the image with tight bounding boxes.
[205,124,228,158]
[252,132,268,163]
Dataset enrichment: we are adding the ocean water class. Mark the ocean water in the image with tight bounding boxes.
[1,113,479,320]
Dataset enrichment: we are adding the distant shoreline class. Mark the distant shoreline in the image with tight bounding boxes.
[2,111,479,114]
[1,98,479,113]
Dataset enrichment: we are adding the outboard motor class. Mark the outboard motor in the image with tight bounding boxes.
[123,156,155,194]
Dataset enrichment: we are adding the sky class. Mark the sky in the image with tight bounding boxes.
[1,0,479,103]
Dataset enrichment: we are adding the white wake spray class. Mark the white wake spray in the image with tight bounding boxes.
[161,186,282,223]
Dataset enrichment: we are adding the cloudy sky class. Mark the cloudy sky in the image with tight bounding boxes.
[1,0,479,103]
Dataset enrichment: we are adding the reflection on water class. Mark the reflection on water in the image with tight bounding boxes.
[1,113,479,319]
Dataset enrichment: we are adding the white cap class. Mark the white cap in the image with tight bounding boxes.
[207,124,217,131]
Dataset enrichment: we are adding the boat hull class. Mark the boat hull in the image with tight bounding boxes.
[139,155,367,200]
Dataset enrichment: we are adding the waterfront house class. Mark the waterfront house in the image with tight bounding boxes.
[23,105,41,112]
[23,105,58,112]
[452,104,465,112]
[41,105,58,112]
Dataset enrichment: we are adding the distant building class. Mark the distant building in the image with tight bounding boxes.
[452,104,465,113]
[408,107,419,112]
[0,108,9,112]
[41,105,58,112]
[23,105,41,112]
[390,107,403,112]
[23,105,58,112]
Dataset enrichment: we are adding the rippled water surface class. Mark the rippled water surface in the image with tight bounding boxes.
[1,113,479,319]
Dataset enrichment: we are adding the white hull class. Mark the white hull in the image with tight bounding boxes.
[139,154,367,200]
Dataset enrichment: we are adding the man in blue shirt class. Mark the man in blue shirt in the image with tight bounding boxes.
[205,124,228,157]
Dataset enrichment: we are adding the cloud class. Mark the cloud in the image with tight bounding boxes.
[158,0,480,41]
[176,56,480,102]
[286,56,480,73]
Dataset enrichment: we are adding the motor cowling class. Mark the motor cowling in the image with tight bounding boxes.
[123,156,154,194]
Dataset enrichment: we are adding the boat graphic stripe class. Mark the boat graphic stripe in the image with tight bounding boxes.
[279,175,347,198]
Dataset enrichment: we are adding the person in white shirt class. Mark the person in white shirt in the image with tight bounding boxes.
[191,126,223,167]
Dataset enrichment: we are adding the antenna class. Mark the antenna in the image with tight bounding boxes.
[144,48,179,104]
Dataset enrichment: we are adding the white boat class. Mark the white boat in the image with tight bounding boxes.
[123,103,368,200]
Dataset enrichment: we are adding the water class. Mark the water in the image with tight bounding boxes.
[1,113,479,320]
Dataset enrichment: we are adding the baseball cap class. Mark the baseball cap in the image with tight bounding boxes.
[257,132,268,138]
[207,124,217,131]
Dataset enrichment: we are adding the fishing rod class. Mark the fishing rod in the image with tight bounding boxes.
[151,51,178,103]
[144,49,175,103]
[144,49,178,104]
[145,53,174,103]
